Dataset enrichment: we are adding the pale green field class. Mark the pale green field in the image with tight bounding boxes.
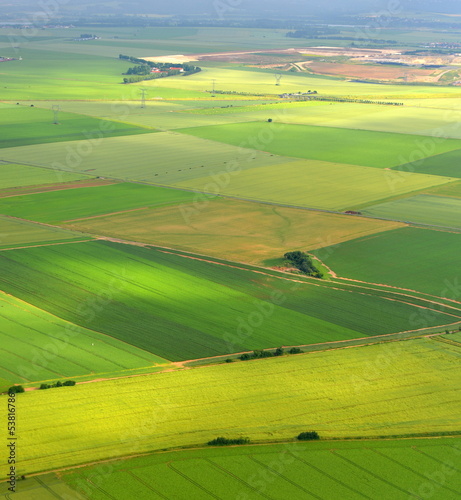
[186,100,461,139]
[174,159,455,210]
[0,132,289,184]
[4,338,460,475]
[0,163,91,189]
[364,194,461,229]
[0,216,90,249]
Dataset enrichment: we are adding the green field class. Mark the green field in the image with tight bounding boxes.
[0,163,91,190]
[174,159,454,210]
[313,227,461,296]
[0,183,196,223]
[63,197,405,265]
[365,194,461,229]
[179,122,461,168]
[0,132,288,184]
[0,241,454,361]
[0,105,153,148]
[3,338,460,475]
[0,292,168,385]
[55,438,461,500]
[397,148,461,178]
[184,100,461,139]
[0,216,90,249]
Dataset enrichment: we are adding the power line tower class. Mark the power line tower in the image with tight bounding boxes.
[52,105,61,125]
[211,79,216,96]
[275,74,282,86]
[140,88,148,109]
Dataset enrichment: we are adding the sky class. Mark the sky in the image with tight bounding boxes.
[2,0,460,17]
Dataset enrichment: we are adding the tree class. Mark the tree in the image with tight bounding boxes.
[297,431,319,441]
[274,347,284,356]
[8,385,24,394]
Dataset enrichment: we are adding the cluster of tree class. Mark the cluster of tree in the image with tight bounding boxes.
[239,346,303,361]
[308,96,404,106]
[208,437,250,446]
[207,90,268,96]
[286,28,340,38]
[330,37,396,44]
[284,251,323,278]
[80,34,97,39]
[39,380,76,390]
[297,431,320,441]
[8,385,24,394]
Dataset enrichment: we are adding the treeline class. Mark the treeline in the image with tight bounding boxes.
[286,28,340,38]
[239,346,303,361]
[39,380,76,390]
[207,432,319,446]
[206,90,269,96]
[307,95,404,106]
[119,54,201,84]
[284,251,323,278]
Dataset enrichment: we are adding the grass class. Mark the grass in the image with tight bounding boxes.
[313,226,461,296]
[0,291,168,385]
[0,131,288,184]
[0,183,197,223]
[0,163,92,189]
[173,159,454,211]
[3,338,461,475]
[178,122,461,168]
[0,240,453,362]
[0,216,91,249]
[63,197,405,265]
[0,106,153,148]
[364,194,461,229]
[54,438,461,500]
[396,148,461,178]
[184,100,461,139]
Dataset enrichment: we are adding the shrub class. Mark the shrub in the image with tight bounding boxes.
[63,380,76,386]
[297,431,319,441]
[208,437,250,446]
[8,385,24,394]
[289,347,303,354]
[225,358,233,363]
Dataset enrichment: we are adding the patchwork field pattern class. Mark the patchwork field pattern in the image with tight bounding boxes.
[7,338,461,475]
[56,438,461,500]
[0,105,153,149]
[0,132,289,184]
[63,197,405,264]
[179,122,461,168]
[0,241,454,362]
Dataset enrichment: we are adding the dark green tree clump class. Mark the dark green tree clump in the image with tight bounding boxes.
[8,386,24,394]
[208,437,250,446]
[39,380,76,390]
[297,431,320,441]
[284,251,323,278]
